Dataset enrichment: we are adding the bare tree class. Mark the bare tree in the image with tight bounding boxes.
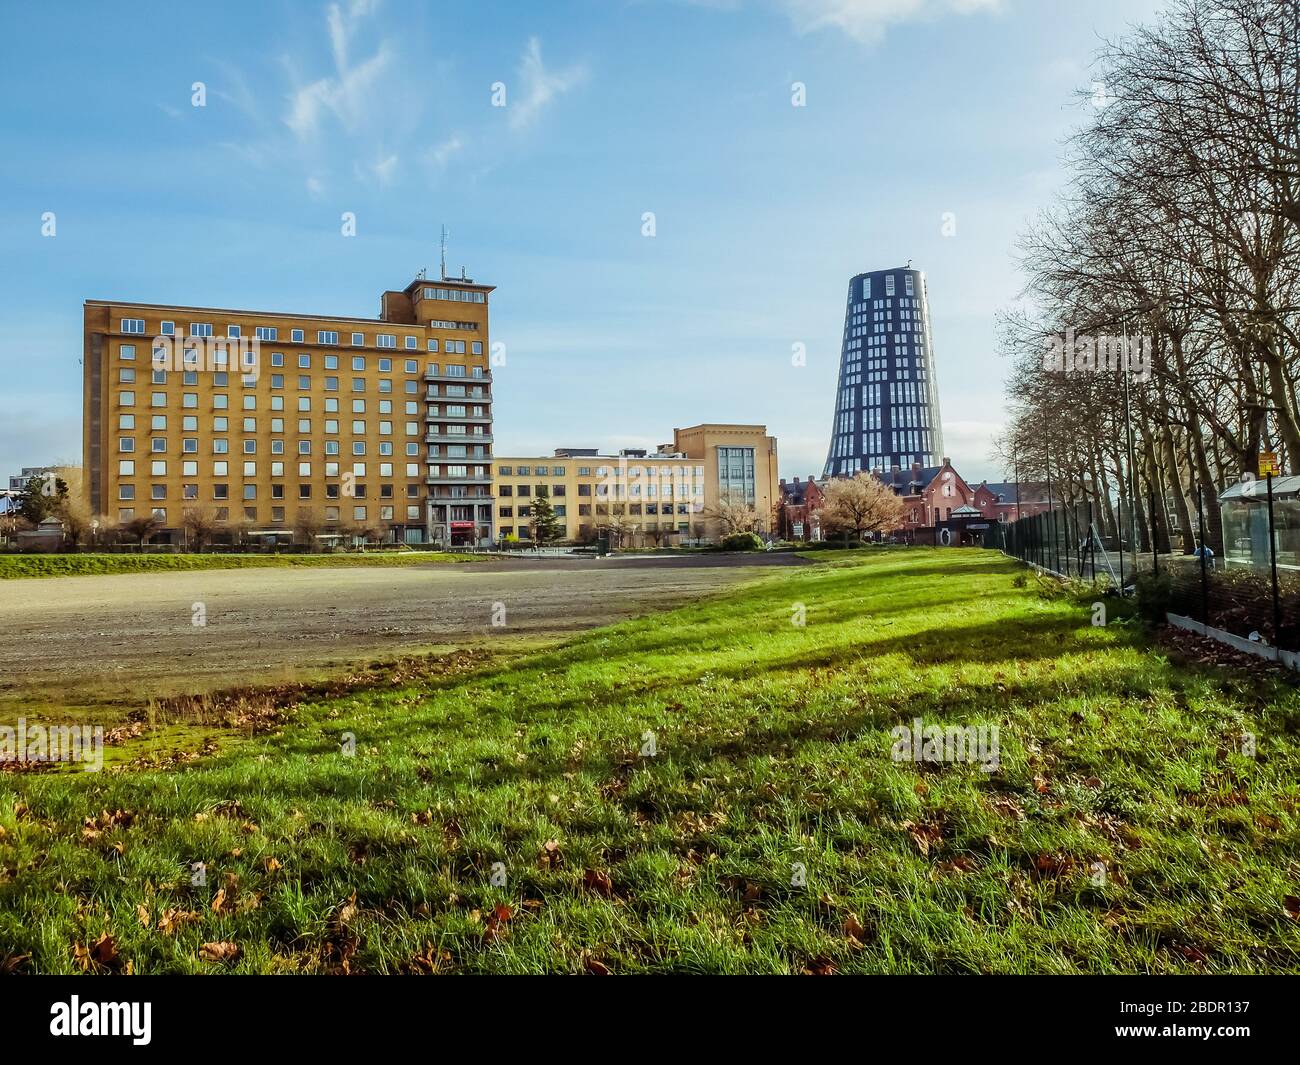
[183,503,219,551]
[122,513,162,546]
[822,474,906,541]
[1000,0,1300,556]
[602,515,629,549]
[0,506,23,545]
[703,491,762,537]
[54,490,94,548]
[294,506,323,550]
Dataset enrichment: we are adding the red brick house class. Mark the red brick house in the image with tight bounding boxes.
[776,475,826,541]
[876,459,1051,545]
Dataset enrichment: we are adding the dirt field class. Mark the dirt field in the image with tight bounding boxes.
[0,553,805,720]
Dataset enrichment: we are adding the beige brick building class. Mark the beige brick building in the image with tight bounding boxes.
[494,423,779,545]
[82,276,494,547]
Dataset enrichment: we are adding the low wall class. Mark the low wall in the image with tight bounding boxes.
[1166,612,1300,672]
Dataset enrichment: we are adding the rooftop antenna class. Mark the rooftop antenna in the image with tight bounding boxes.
[440,225,448,281]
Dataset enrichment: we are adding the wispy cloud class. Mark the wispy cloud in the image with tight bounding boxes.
[285,1,393,140]
[366,152,399,184]
[690,0,1005,45]
[780,0,1004,43]
[509,37,588,131]
[428,135,464,168]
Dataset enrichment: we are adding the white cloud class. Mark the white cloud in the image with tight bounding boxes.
[428,136,464,168]
[768,0,1005,44]
[285,2,393,140]
[371,153,398,183]
[509,37,589,131]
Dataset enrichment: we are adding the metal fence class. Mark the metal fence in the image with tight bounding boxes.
[992,481,1300,652]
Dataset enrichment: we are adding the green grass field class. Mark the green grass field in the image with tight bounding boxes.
[0,550,473,580]
[2,549,1297,973]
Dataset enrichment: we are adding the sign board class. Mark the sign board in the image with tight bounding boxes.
[450,521,474,529]
[1259,452,1281,477]
[793,522,804,538]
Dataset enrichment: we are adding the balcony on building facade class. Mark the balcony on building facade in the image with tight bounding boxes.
[425,411,491,424]
[424,369,492,385]
[425,473,494,486]
[425,432,494,445]
[426,388,492,402]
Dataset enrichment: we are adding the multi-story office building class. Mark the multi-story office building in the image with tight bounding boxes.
[7,466,60,493]
[495,423,779,544]
[824,266,944,478]
[82,275,494,547]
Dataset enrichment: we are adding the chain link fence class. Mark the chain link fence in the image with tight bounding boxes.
[991,480,1300,653]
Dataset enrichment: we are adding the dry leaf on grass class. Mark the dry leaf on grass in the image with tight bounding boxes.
[199,941,241,964]
[482,903,513,943]
[583,869,614,896]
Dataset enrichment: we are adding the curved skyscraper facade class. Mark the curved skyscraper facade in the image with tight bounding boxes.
[823,266,944,478]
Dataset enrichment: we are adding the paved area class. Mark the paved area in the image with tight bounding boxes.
[0,553,806,716]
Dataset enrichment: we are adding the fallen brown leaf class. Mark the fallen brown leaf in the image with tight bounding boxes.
[199,941,241,964]
[583,868,614,896]
[482,903,514,943]
[843,913,868,945]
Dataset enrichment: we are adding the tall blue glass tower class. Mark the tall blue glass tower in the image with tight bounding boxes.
[823,266,944,478]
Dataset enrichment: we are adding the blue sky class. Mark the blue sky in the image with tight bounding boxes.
[0,0,1166,484]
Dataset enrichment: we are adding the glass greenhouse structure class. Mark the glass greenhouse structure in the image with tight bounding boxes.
[1219,475,1300,569]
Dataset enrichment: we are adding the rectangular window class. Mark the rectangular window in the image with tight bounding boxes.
[121,318,145,334]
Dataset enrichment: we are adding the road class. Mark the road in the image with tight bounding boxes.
[0,553,806,718]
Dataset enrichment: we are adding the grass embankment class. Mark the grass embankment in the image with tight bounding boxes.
[0,551,473,580]
[2,549,1298,973]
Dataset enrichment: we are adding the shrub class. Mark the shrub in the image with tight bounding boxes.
[1134,571,1172,625]
[721,532,764,552]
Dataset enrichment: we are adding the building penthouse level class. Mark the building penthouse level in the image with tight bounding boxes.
[824,266,944,478]
[83,275,495,548]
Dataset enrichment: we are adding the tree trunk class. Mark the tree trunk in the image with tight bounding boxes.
[1161,428,1196,553]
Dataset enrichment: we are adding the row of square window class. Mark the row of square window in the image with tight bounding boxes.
[495,465,706,479]
[121,345,484,371]
[860,276,916,300]
[121,319,479,349]
[120,371,485,392]
[117,462,422,480]
[119,505,424,523]
[119,370,424,394]
[120,482,422,501]
[116,392,486,415]
[495,506,698,521]
[120,439,420,456]
[500,484,703,499]
[115,404,468,429]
